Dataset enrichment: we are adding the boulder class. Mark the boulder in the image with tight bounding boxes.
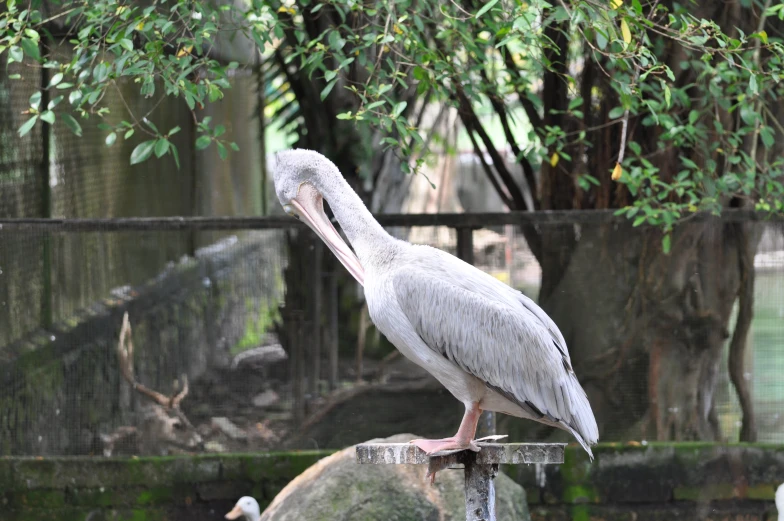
[261,433,531,521]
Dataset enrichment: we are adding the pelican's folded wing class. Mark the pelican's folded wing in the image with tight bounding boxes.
[392,267,598,451]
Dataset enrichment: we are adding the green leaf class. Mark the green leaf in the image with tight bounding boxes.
[609,107,625,119]
[61,114,82,136]
[171,145,181,169]
[749,74,758,95]
[336,112,352,120]
[143,119,159,133]
[195,135,212,150]
[48,73,63,87]
[48,95,64,110]
[18,115,38,137]
[106,132,117,146]
[93,62,110,83]
[475,0,499,19]
[217,142,227,160]
[124,129,135,139]
[20,38,40,61]
[392,101,407,118]
[130,140,156,164]
[760,126,774,149]
[29,92,42,110]
[8,46,23,63]
[320,78,337,100]
[120,39,134,51]
[154,138,170,158]
[661,233,671,254]
[69,90,82,105]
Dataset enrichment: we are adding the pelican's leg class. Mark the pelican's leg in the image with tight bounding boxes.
[410,401,482,455]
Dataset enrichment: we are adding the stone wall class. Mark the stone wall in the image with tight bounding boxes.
[1,443,781,521]
[0,452,326,521]
[510,443,783,521]
[0,231,285,456]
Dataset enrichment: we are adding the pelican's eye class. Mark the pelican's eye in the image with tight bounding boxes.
[283,204,300,220]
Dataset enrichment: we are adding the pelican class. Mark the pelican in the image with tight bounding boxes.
[776,482,783,521]
[273,149,598,458]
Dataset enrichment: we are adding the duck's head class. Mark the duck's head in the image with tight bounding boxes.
[225,496,260,521]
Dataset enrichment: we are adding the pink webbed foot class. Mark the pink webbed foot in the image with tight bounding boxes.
[410,437,481,455]
[410,437,481,484]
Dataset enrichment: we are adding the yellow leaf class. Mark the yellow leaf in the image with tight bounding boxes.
[550,152,559,167]
[136,22,145,31]
[393,24,403,35]
[611,162,623,181]
[620,19,632,45]
[176,45,193,58]
[759,30,768,45]
[610,0,623,8]
[688,204,698,212]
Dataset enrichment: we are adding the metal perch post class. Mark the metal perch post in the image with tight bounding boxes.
[355,442,565,521]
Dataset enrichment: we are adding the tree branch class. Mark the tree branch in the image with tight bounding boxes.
[479,68,538,211]
[728,222,758,442]
[502,51,544,131]
[464,123,514,209]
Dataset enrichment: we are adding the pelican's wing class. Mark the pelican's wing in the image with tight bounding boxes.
[392,264,598,452]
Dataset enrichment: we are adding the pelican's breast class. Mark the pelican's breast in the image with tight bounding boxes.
[364,266,485,405]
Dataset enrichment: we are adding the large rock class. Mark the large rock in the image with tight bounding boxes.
[261,433,531,521]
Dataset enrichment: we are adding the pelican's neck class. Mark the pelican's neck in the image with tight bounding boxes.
[317,174,398,267]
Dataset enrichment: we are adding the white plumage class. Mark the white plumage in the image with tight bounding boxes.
[273,149,599,458]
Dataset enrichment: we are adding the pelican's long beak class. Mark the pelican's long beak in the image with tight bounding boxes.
[288,183,365,286]
[225,505,243,520]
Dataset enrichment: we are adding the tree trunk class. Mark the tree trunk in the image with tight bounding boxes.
[507,218,757,442]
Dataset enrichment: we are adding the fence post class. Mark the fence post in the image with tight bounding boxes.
[309,240,323,398]
[456,226,474,265]
[356,442,565,521]
[288,310,305,425]
[39,43,53,329]
[327,270,339,391]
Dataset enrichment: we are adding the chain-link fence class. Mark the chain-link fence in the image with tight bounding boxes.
[0,216,782,457]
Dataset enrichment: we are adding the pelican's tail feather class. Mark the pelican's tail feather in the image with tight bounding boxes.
[561,375,599,460]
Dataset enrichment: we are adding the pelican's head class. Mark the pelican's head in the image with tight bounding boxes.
[273,149,365,286]
[225,496,261,521]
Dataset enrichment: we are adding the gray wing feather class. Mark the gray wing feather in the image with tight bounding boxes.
[393,267,598,451]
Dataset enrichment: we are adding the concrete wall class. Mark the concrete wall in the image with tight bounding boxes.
[0,231,285,456]
[0,444,781,521]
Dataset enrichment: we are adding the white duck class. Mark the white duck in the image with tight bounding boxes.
[225,496,261,521]
[273,149,598,457]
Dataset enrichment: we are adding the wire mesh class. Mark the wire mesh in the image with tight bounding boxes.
[0,219,781,457]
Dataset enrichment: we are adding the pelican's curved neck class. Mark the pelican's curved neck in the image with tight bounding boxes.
[316,174,397,267]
